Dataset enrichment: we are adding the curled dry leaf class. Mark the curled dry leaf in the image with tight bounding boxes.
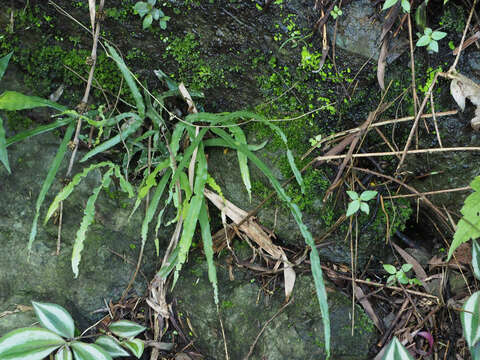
[449,72,480,131]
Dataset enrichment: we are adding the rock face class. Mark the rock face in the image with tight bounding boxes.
[0,132,160,334]
[173,254,376,360]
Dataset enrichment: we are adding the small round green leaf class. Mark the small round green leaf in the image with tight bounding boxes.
[32,302,75,339]
[143,14,153,29]
[425,27,433,35]
[397,271,409,284]
[428,40,439,52]
[151,8,160,20]
[401,263,413,273]
[382,337,415,359]
[383,264,397,274]
[346,191,359,200]
[121,339,144,359]
[461,291,480,348]
[108,320,147,339]
[431,31,447,41]
[382,0,399,11]
[401,0,410,12]
[133,2,149,17]
[360,190,377,202]
[95,336,130,357]
[387,274,396,284]
[71,342,113,360]
[346,200,360,217]
[416,35,431,47]
[360,202,370,215]
[55,346,73,360]
[0,327,65,360]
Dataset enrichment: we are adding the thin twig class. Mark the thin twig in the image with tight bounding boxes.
[314,146,480,161]
[385,186,471,199]
[450,0,478,71]
[243,299,292,360]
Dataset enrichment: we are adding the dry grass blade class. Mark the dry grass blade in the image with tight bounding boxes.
[204,188,296,299]
[88,0,96,31]
[377,39,388,91]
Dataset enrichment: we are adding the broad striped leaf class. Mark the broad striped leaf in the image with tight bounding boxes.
[0,116,10,174]
[71,342,112,360]
[55,346,73,360]
[32,302,74,339]
[95,336,129,358]
[461,291,480,348]
[120,339,144,359]
[0,327,65,360]
[108,320,146,339]
[382,337,414,359]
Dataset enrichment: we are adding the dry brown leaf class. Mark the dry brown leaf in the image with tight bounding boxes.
[449,72,480,131]
[204,189,296,299]
[354,285,383,332]
[449,242,472,265]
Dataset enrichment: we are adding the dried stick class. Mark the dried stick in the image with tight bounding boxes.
[450,0,478,71]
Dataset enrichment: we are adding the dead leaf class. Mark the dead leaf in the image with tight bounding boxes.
[204,189,295,299]
[354,285,383,332]
[449,72,480,131]
[377,39,388,91]
[449,242,471,265]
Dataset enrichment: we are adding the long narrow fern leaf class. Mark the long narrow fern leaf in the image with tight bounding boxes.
[71,167,114,277]
[29,121,76,250]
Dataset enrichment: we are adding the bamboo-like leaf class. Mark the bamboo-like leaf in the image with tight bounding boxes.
[0,51,13,81]
[32,302,75,339]
[6,117,73,148]
[0,116,10,174]
[156,245,179,279]
[461,291,480,348]
[382,337,414,359]
[29,121,75,250]
[169,127,209,187]
[0,327,65,360]
[95,336,129,358]
[71,342,112,360]
[229,125,252,202]
[199,201,218,304]
[194,145,207,196]
[105,44,145,118]
[141,169,171,246]
[113,165,134,198]
[210,126,330,358]
[203,137,268,151]
[0,91,67,111]
[170,123,186,157]
[44,162,113,224]
[80,115,143,162]
[173,194,204,285]
[108,320,146,339]
[71,168,114,277]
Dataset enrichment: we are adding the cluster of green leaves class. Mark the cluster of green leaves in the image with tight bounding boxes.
[0,301,146,360]
[330,5,343,19]
[0,38,333,357]
[346,190,377,217]
[383,263,421,286]
[133,0,170,30]
[416,28,447,52]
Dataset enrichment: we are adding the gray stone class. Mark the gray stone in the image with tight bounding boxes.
[0,131,162,334]
[173,254,376,360]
